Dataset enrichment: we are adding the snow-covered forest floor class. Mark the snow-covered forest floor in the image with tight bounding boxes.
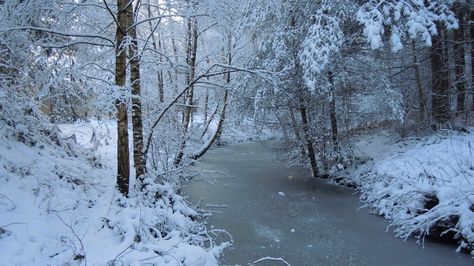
[1,116,473,265]
[338,129,474,253]
[0,120,225,265]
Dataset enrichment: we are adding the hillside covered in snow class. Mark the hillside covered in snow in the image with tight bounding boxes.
[0,119,225,265]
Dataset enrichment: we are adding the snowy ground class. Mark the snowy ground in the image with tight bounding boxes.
[341,130,474,253]
[0,120,223,265]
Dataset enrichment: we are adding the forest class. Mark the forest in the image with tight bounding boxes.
[1,0,474,265]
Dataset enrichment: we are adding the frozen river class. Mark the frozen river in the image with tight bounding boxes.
[184,142,472,265]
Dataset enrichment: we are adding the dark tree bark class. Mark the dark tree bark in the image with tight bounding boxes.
[289,106,306,157]
[471,12,474,111]
[115,0,131,196]
[288,12,319,177]
[298,94,319,178]
[157,33,165,103]
[431,27,450,127]
[454,8,466,115]
[328,71,339,156]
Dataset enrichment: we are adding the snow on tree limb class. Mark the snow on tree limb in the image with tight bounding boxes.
[357,0,458,51]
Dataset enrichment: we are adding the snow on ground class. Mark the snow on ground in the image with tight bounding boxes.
[345,130,474,253]
[0,120,224,265]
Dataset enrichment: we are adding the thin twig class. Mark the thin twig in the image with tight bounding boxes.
[56,214,87,266]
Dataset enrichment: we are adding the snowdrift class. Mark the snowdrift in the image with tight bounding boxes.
[0,120,224,265]
[356,131,474,253]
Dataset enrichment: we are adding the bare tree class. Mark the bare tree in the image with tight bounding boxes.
[174,16,198,166]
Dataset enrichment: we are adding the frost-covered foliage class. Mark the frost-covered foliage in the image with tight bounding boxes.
[336,54,405,127]
[0,120,224,265]
[0,0,115,122]
[357,131,474,253]
[0,0,238,262]
[299,1,355,92]
[357,0,458,51]
[239,0,408,175]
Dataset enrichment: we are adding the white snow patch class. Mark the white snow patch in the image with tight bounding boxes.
[0,120,225,265]
[351,130,474,252]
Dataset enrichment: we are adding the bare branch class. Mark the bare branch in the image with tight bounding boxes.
[102,0,120,29]
[0,27,115,47]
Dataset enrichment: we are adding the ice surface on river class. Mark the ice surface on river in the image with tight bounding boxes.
[184,142,473,266]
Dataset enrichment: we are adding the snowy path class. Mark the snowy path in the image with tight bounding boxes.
[184,142,472,266]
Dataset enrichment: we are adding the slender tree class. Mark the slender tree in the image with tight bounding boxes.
[453,6,466,115]
[174,16,198,166]
[412,41,427,123]
[115,0,132,196]
[129,4,145,183]
[328,70,339,156]
[431,27,450,127]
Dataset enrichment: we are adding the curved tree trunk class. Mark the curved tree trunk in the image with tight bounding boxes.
[191,90,228,160]
[289,106,306,157]
[298,94,319,178]
[192,35,232,160]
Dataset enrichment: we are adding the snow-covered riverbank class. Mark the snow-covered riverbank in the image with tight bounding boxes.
[343,130,474,254]
[0,120,223,265]
[184,141,473,265]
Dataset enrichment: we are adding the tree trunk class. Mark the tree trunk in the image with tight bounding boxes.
[454,9,466,115]
[184,17,198,129]
[192,90,228,160]
[171,36,179,95]
[174,17,198,166]
[464,12,473,119]
[203,88,209,126]
[298,94,319,178]
[412,41,426,123]
[328,71,339,156]
[115,0,131,196]
[431,27,450,128]
[289,106,306,157]
[192,34,232,160]
[157,32,165,103]
[216,34,232,143]
[129,10,145,183]
[471,12,474,111]
[200,103,219,139]
[147,4,165,103]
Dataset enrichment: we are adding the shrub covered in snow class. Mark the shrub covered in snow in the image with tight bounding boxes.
[357,131,474,253]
